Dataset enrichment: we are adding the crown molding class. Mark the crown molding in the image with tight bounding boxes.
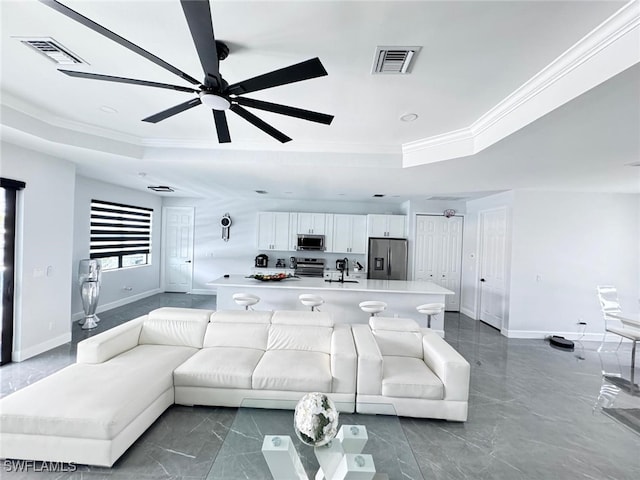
[402,0,640,167]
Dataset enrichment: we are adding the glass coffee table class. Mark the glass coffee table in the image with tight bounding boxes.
[206,400,423,480]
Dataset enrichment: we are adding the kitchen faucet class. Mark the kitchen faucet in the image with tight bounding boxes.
[340,257,349,282]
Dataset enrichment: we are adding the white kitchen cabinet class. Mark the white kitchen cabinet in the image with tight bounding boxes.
[367,214,406,238]
[332,214,367,254]
[295,212,326,235]
[257,212,292,251]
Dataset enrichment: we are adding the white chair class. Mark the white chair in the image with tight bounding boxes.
[232,293,260,310]
[597,285,625,352]
[299,294,324,311]
[359,301,387,317]
[416,303,445,329]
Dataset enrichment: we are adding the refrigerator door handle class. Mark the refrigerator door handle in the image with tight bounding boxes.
[388,246,392,277]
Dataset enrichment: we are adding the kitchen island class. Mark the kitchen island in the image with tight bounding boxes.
[207,275,454,335]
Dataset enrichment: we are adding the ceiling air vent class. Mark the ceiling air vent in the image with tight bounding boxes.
[147,186,174,193]
[426,196,468,201]
[372,46,421,74]
[17,37,86,65]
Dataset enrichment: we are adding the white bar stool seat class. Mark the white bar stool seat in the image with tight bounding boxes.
[232,293,260,310]
[359,301,387,317]
[299,294,324,311]
[417,303,445,328]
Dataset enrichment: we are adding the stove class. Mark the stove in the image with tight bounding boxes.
[294,257,325,278]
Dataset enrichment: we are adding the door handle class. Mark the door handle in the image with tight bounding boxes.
[186,260,192,263]
[480,278,485,282]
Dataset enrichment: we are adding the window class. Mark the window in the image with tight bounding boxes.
[90,199,153,270]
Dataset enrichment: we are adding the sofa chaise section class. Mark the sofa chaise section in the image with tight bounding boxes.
[0,307,212,467]
[352,317,470,421]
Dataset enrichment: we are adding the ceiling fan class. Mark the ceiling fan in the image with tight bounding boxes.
[39,0,334,143]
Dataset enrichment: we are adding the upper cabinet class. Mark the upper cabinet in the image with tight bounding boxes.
[367,214,406,238]
[257,212,293,251]
[332,214,367,254]
[295,213,326,235]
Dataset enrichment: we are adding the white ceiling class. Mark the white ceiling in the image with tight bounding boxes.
[1,0,639,202]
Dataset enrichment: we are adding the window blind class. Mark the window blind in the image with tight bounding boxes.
[90,199,153,259]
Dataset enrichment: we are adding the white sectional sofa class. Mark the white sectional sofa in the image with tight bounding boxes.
[173,309,357,409]
[0,307,469,467]
[353,317,470,421]
[0,307,211,467]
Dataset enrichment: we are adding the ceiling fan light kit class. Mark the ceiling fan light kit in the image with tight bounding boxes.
[39,0,334,144]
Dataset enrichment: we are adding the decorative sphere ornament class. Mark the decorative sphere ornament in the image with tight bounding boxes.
[293,392,339,447]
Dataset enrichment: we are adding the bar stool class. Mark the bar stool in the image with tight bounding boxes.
[359,301,387,317]
[416,303,445,328]
[299,294,324,311]
[232,293,260,310]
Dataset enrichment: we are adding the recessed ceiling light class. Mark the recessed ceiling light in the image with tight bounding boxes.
[627,161,640,167]
[373,194,386,198]
[100,105,118,114]
[255,190,268,195]
[400,113,418,122]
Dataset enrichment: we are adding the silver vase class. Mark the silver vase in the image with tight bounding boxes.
[78,259,102,329]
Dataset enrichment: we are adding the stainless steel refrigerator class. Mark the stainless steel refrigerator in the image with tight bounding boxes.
[367,237,408,280]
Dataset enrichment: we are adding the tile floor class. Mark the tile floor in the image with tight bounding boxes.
[1,293,639,479]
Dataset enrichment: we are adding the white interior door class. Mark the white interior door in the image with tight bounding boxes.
[414,215,463,311]
[478,207,508,330]
[163,207,194,293]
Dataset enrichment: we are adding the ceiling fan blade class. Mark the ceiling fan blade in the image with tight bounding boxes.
[180,0,220,88]
[58,70,198,93]
[227,58,328,95]
[39,0,200,85]
[142,98,202,123]
[234,97,333,125]
[230,105,291,143]
[213,110,231,143]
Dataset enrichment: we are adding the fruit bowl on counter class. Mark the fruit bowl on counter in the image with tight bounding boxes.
[246,273,298,282]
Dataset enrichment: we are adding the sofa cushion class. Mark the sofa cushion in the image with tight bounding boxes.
[252,350,332,392]
[370,317,420,332]
[381,356,444,400]
[210,310,273,324]
[271,310,333,327]
[203,322,269,350]
[267,324,333,353]
[174,347,264,389]
[372,329,423,358]
[0,345,197,440]
[139,307,212,348]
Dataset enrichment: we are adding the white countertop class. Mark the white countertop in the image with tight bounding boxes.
[208,275,454,295]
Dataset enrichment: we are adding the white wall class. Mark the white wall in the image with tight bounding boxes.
[71,176,163,319]
[508,190,639,339]
[162,196,404,293]
[462,190,639,339]
[1,142,76,361]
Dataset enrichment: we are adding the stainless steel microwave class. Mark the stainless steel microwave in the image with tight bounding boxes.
[296,234,325,251]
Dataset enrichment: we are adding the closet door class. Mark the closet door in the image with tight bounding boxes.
[414,215,463,311]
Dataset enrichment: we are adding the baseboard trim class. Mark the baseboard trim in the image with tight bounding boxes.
[71,288,163,321]
[459,306,476,319]
[502,329,629,342]
[12,332,71,362]
[190,289,216,295]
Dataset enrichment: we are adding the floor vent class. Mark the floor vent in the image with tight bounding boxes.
[372,46,421,74]
[17,37,86,65]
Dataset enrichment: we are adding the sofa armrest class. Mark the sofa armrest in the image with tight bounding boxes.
[76,316,145,364]
[330,325,357,394]
[422,330,470,401]
[351,324,382,395]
